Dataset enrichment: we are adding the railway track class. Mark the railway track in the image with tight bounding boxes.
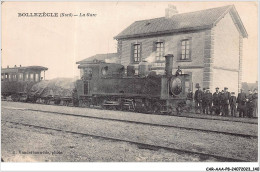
[3,106,257,139]
[2,100,257,125]
[3,120,246,162]
[170,112,258,125]
[79,104,258,125]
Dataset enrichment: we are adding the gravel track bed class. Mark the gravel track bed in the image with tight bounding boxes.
[2,101,258,137]
[2,122,216,162]
[2,109,258,161]
[2,101,257,124]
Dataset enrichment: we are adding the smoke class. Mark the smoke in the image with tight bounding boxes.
[105,57,118,63]
[146,52,156,63]
[145,42,171,63]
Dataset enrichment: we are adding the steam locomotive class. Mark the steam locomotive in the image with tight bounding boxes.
[2,54,190,114]
[74,54,190,114]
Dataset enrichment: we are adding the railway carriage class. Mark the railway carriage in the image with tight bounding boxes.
[1,65,48,101]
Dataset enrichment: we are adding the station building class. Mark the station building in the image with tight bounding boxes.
[115,5,247,93]
[78,5,247,94]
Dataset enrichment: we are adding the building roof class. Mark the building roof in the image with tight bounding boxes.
[114,5,248,39]
[76,53,118,64]
[1,66,48,73]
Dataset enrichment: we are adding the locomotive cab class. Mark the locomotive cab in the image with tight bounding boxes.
[78,62,125,80]
[76,61,125,99]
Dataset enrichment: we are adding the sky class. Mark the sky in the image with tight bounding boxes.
[1,1,258,82]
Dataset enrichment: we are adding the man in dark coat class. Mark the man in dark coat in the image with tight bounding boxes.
[201,88,207,114]
[72,88,79,107]
[222,87,231,116]
[212,87,220,115]
[236,89,247,117]
[253,89,258,117]
[247,90,254,118]
[219,90,225,116]
[194,86,203,114]
[229,92,237,117]
[205,88,212,115]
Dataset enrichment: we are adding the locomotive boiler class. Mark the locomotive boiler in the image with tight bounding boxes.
[75,54,189,114]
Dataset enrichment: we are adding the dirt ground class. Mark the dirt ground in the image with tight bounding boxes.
[2,122,215,162]
[1,101,258,162]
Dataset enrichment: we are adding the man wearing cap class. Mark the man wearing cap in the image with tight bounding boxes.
[205,88,213,115]
[201,88,207,114]
[219,90,225,116]
[212,87,221,115]
[222,87,231,116]
[229,92,237,117]
[247,90,254,118]
[194,86,203,114]
[236,89,247,117]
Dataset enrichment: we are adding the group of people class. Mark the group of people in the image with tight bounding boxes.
[186,86,258,118]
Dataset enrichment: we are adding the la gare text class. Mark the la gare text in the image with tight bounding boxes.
[18,12,97,17]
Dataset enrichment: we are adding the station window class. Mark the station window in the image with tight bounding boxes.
[180,39,191,60]
[132,43,141,63]
[155,42,165,61]
[1,74,4,81]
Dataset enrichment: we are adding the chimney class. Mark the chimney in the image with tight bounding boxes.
[14,65,17,67]
[165,54,173,76]
[165,4,178,18]
[20,65,22,67]
[7,65,9,68]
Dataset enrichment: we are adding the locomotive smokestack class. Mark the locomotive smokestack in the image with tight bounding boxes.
[165,54,173,76]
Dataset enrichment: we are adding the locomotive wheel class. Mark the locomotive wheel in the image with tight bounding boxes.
[167,106,175,116]
[152,102,162,114]
[11,94,20,102]
[2,95,7,100]
[54,99,61,105]
[176,106,183,115]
